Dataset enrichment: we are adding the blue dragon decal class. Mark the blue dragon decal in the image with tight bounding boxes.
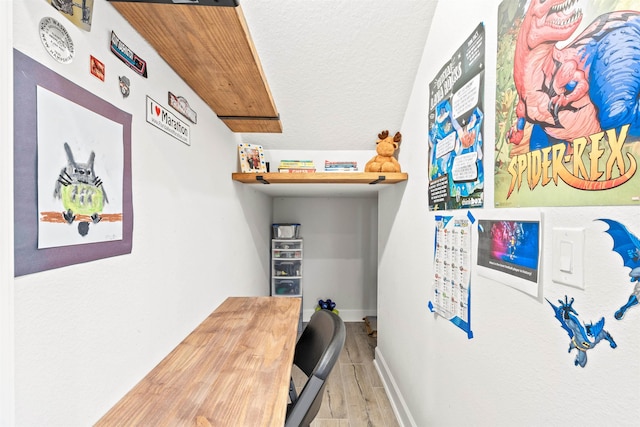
[597,219,640,319]
[547,296,617,368]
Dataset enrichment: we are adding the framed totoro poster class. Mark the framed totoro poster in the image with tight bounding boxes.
[13,49,133,276]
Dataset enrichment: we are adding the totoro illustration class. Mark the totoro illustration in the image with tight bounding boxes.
[54,142,108,225]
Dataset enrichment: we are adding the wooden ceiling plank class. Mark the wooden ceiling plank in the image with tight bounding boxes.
[222,118,282,133]
[111,2,281,132]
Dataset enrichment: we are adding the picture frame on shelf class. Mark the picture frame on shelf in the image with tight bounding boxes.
[238,143,267,173]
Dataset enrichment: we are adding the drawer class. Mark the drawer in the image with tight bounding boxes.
[272,240,302,251]
[273,260,301,277]
[273,249,302,259]
[273,278,301,296]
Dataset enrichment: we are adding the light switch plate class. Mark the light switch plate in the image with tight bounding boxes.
[552,227,585,289]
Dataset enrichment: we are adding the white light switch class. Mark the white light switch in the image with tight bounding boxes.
[559,240,572,273]
[552,228,585,289]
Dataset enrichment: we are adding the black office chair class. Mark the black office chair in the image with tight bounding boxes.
[285,309,346,427]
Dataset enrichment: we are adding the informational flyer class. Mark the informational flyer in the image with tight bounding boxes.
[428,213,474,339]
[476,212,541,298]
[428,23,485,211]
[495,0,640,207]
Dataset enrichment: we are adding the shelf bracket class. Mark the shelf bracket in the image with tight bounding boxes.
[369,176,386,185]
[256,175,270,184]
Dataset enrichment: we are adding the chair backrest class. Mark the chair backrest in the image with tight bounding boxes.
[285,309,346,427]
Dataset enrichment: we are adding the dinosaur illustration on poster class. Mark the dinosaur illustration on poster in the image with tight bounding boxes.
[495,0,640,206]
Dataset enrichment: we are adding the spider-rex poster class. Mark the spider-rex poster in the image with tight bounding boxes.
[495,0,640,207]
[428,23,485,211]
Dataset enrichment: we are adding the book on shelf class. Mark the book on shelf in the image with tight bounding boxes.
[279,160,315,168]
[324,160,358,172]
[280,160,314,163]
[278,168,317,173]
[323,167,358,172]
[324,160,357,167]
[279,163,315,168]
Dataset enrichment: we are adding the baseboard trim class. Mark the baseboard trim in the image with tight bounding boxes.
[303,308,376,322]
[374,347,417,427]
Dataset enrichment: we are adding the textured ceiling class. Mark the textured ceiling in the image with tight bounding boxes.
[238,0,438,151]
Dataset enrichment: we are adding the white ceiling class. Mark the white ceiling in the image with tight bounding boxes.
[238,0,438,151]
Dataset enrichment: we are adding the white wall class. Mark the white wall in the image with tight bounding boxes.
[9,1,273,425]
[273,196,378,321]
[376,1,640,426]
[1,0,15,425]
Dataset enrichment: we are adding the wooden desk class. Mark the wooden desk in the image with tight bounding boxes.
[95,296,301,427]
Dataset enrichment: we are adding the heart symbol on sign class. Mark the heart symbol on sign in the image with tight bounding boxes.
[155,105,161,116]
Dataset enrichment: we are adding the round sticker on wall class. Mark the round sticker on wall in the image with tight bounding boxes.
[39,17,75,64]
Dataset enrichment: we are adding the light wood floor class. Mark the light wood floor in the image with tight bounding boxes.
[292,321,399,427]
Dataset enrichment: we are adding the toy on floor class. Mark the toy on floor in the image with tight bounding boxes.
[365,130,402,172]
[316,299,339,315]
[363,316,377,337]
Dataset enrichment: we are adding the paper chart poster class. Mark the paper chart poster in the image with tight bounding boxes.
[428,213,474,339]
[428,23,485,211]
[495,0,640,207]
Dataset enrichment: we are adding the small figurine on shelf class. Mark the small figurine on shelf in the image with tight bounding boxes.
[316,298,339,315]
[364,130,402,172]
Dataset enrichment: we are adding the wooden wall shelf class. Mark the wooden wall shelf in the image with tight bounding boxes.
[109,0,281,133]
[232,172,408,185]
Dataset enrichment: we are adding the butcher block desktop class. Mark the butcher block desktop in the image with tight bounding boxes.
[95,296,301,427]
